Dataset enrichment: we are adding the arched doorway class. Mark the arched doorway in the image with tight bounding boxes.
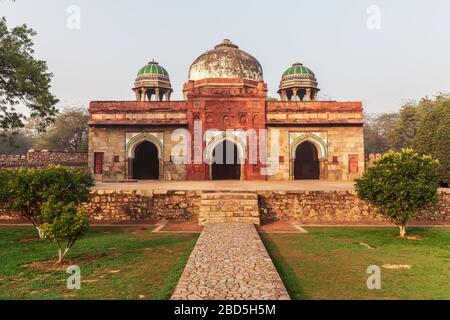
[132,141,159,179]
[294,141,320,180]
[211,140,241,180]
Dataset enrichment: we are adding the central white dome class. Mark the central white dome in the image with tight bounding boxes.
[188,39,263,81]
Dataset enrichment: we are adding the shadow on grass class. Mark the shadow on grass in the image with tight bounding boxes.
[259,233,307,300]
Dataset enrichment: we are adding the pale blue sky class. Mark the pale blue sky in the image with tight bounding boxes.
[2,0,450,113]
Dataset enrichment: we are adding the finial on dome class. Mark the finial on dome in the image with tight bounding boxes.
[292,62,303,66]
[215,39,239,49]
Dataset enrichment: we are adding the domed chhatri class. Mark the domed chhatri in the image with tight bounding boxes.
[133,59,173,101]
[137,59,169,77]
[278,62,320,101]
[188,39,263,81]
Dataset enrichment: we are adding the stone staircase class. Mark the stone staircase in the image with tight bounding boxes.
[199,191,260,225]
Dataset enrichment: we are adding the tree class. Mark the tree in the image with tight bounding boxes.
[355,149,440,237]
[364,112,399,155]
[389,103,421,151]
[0,165,94,235]
[33,107,88,151]
[40,197,88,264]
[0,17,58,142]
[414,95,450,185]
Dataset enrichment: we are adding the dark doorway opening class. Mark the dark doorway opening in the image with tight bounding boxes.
[211,140,241,180]
[294,141,320,180]
[132,141,159,179]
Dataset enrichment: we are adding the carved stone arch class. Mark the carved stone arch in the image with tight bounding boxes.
[205,132,247,164]
[126,133,163,159]
[290,133,327,159]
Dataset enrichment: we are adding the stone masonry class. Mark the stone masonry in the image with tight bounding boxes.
[171,222,290,300]
[1,188,448,223]
[199,191,260,225]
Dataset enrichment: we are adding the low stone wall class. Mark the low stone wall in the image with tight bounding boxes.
[0,150,87,168]
[258,190,450,223]
[1,189,449,224]
[84,190,201,221]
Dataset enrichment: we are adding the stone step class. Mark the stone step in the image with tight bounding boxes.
[199,191,260,225]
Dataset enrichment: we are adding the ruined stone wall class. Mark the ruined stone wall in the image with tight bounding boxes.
[2,189,448,223]
[84,189,201,221]
[0,150,87,168]
[257,190,450,223]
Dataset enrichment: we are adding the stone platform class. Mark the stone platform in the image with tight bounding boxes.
[171,222,290,300]
[93,180,355,191]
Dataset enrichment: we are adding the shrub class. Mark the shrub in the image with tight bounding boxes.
[0,165,94,234]
[40,197,89,264]
[355,149,440,237]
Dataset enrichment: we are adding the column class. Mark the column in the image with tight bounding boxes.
[304,88,311,101]
[141,89,146,102]
[292,88,298,101]
[155,88,160,101]
[134,90,140,101]
[312,89,318,101]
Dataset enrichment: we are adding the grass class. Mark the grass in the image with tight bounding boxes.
[260,227,450,300]
[0,226,198,299]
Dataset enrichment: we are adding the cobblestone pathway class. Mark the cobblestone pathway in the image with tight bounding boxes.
[171,222,290,300]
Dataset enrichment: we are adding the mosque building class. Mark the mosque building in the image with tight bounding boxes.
[88,39,364,181]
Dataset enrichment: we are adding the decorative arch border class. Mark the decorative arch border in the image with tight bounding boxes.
[204,131,247,164]
[126,132,163,159]
[290,133,328,159]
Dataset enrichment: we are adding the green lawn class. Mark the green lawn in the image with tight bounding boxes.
[0,226,198,299]
[261,227,450,300]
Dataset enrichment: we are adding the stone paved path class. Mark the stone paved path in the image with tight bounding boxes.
[171,222,290,300]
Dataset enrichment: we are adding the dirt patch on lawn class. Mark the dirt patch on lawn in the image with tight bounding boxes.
[159,220,203,232]
[24,254,98,271]
[16,236,42,243]
[382,264,412,270]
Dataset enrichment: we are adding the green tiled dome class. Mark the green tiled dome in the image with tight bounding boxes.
[137,60,169,77]
[282,62,314,77]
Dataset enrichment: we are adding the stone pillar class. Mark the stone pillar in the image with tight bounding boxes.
[312,89,318,101]
[292,88,298,101]
[141,89,146,102]
[155,88,160,101]
[134,90,140,101]
[304,88,311,101]
[289,157,294,180]
[165,91,171,101]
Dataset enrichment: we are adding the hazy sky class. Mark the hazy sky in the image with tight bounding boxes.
[2,0,450,114]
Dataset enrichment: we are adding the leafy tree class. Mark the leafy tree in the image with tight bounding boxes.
[364,112,399,155]
[33,107,88,151]
[414,95,450,185]
[355,149,440,237]
[389,103,420,151]
[0,17,58,142]
[40,197,88,264]
[0,131,32,153]
[0,165,94,235]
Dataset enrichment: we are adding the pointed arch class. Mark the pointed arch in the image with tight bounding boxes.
[290,133,327,159]
[126,133,163,159]
[204,132,247,164]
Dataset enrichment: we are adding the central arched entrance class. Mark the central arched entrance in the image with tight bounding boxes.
[132,141,159,179]
[211,140,241,180]
[294,141,320,180]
